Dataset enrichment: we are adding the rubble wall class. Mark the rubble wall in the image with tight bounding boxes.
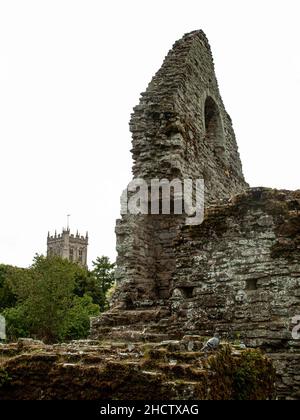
[114,30,247,307]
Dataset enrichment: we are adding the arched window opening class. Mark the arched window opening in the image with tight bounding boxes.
[204,96,226,162]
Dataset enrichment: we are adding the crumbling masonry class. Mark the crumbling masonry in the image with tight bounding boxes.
[91,30,300,399]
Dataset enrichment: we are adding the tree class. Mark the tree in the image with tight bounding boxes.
[23,255,78,342]
[74,268,99,303]
[0,265,23,310]
[62,294,99,341]
[3,305,29,340]
[0,254,116,343]
[91,256,115,311]
[3,255,100,343]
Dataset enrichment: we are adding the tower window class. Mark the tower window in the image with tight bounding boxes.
[78,249,83,263]
[69,248,74,262]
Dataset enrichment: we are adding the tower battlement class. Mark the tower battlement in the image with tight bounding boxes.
[47,229,88,267]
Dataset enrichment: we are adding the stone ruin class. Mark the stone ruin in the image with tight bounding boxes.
[0,338,276,400]
[91,30,300,399]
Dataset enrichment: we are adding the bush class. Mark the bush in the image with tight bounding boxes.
[62,295,100,341]
[206,346,276,400]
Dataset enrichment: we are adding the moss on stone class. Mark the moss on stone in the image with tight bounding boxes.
[0,366,10,388]
[0,340,277,400]
[205,346,276,400]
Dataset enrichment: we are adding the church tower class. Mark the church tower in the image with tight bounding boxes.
[47,229,88,267]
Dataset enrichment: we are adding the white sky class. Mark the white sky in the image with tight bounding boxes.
[0,0,299,268]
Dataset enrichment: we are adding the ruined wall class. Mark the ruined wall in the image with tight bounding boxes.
[114,30,247,307]
[130,31,245,194]
[172,189,300,342]
[93,188,300,399]
[170,188,300,399]
[0,339,276,400]
[89,31,300,399]
[171,188,300,343]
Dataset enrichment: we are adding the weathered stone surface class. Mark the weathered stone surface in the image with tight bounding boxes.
[171,188,300,345]
[0,339,275,400]
[90,31,300,399]
[111,30,247,308]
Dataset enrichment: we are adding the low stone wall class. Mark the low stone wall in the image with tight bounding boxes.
[0,339,275,400]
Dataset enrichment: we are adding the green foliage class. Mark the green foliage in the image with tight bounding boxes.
[24,255,77,342]
[74,269,101,305]
[91,256,115,311]
[206,346,276,400]
[62,294,100,341]
[0,264,22,310]
[3,305,30,339]
[1,255,102,343]
[72,256,115,311]
[233,349,276,400]
[0,254,116,343]
[0,367,11,388]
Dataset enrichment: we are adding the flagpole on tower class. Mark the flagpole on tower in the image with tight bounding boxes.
[67,214,71,231]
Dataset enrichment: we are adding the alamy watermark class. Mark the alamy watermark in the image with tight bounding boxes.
[121,178,205,225]
[292,315,300,340]
[0,314,6,340]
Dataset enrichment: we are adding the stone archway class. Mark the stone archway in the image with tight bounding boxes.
[204,96,226,162]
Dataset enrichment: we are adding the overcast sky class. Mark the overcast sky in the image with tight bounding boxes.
[0,0,299,268]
